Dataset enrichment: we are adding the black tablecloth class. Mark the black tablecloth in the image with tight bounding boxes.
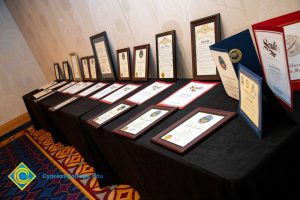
[23,79,300,199]
[40,80,157,186]
[81,80,300,200]
[23,89,41,129]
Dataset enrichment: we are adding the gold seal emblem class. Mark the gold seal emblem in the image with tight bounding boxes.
[121,126,128,131]
[163,135,172,141]
[229,48,242,63]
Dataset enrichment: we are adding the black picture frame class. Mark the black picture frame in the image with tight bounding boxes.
[81,56,92,81]
[62,61,73,81]
[113,105,177,140]
[152,107,235,154]
[88,56,98,81]
[117,47,131,81]
[86,101,137,129]
[191,13,221,81]
[156,30,177,82]
[54,63,64,81]
[90,31,116,81]
[69,52,82,81]
[132,44,150,81]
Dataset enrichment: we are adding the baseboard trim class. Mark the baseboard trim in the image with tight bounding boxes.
[0,113,31,137]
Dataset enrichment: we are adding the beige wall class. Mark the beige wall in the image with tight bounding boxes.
[4,0,300,81]
[0,0,48,126]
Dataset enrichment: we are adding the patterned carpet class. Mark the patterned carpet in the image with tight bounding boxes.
[0,126,140,200]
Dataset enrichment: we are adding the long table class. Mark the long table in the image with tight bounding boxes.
[23,79,300,200]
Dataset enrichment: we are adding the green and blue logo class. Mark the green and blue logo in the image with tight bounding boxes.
[8,162,36,190]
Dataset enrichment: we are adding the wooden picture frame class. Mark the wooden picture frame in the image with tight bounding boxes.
[113,105,177,140]
[54,63,65,80]
[81,56,92,81]
[117,48,131,81]
[191,13,221,81]
[86,101,137,129]
[88,56,98,81]
[152,107,235,154]
[54,63,60,81]
[62,61,73,81]
[69,52,82,81]
[90,31,116,81]
[132,44,150,81]
[156,30,177,82]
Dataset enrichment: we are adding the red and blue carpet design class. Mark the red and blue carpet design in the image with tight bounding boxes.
[0,126,140,200]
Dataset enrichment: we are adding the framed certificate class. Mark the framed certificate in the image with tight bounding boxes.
[113,106,177,140]
[90,31,116,81]
[86,101,137,129]
[89,83,125,100]
[100,83,141,104]
[238,64,263,138]
[49,96,80,112]
[152,107,236,154]
[62,61,73,81]
[252,27,293,110]
[81,56,92,81]
[126,81,174,104]
[88,56,98,81]
[69,52,82,81]
[78,82,108,97]
[117,48,131,80]
[191,14,221,81]
[156,30,177,82]
[54,63,63,80]
[157,81,218,109]
[132,44,150,81]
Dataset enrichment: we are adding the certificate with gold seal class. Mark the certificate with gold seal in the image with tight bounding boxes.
[152,107,236,154]
[81,57,91,81]
[113,106,177,139]
[100,84,141,104]
[69,53,82,81]
[89,83,125,100]
[157,81,218,109]
[132,44,149,81]
[89,57,98,81]
[86,101,137,128]
[117,48,131,80]
[90,32,116,81]
[191,14,221,80]
[238,64,263,137]
[126,81,173,104]
[210,49,239,100]
[156,30,176,81]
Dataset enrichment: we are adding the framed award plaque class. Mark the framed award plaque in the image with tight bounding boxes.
[132,44,150,81]
[81,56,92,81]
[86,101,137,129]
[117,48,131,80]
[54,63,64,80]
[156,30,177,82]
[191,13,221,81]
[90,31,116,81]
[88,56,98,81]
[152,107,235,154]
[62,61,73,81]
[113,105,177,140]
[69,52,82,81]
